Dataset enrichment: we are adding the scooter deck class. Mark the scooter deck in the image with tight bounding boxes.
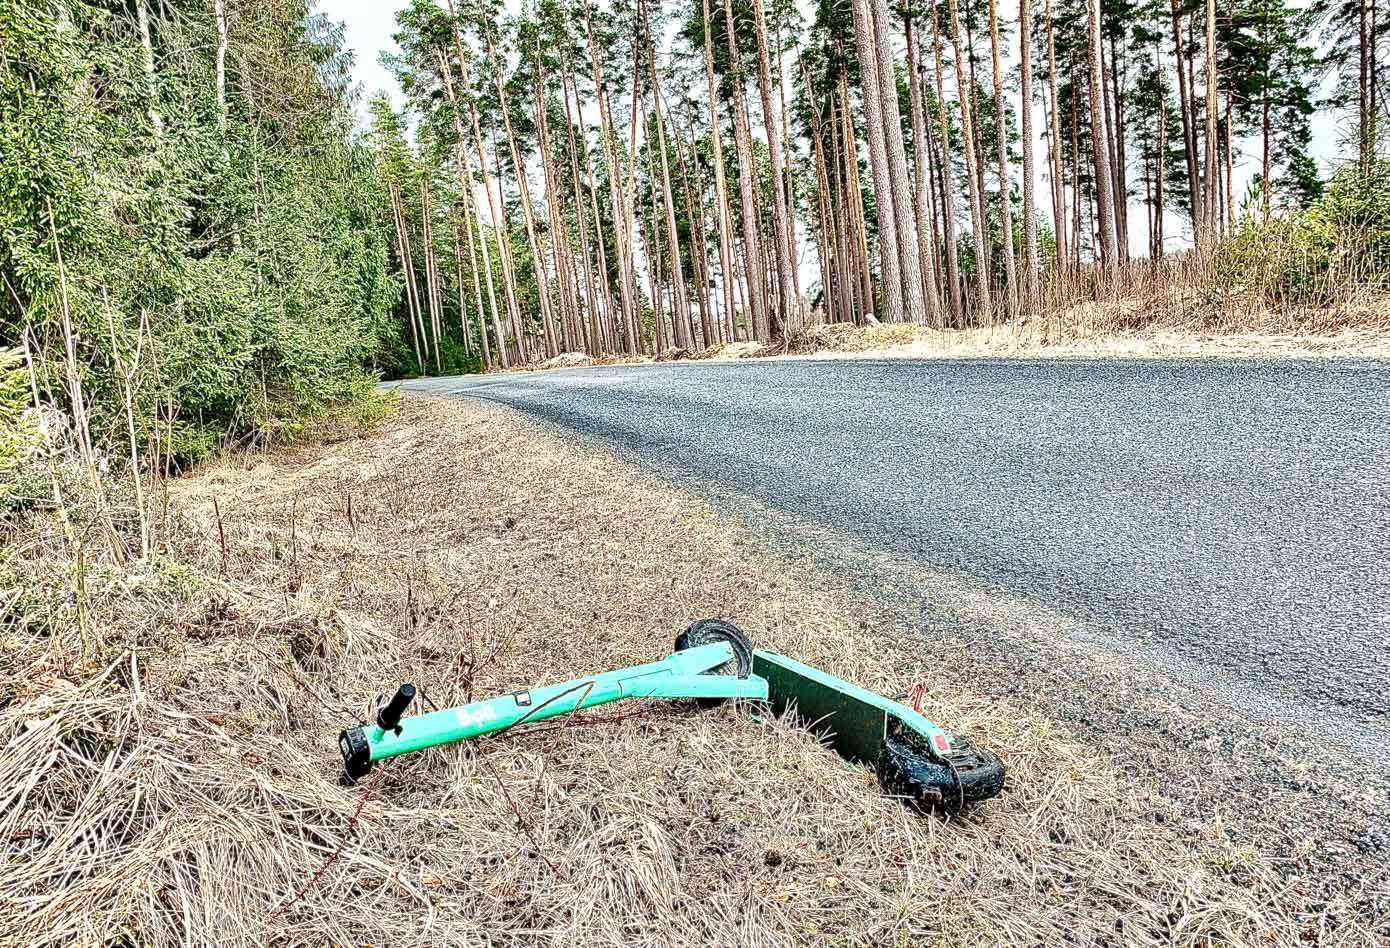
[751,648,1005,811]
[752,650,952,761]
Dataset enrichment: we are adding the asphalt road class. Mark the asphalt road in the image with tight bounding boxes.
[394,358,1390,767]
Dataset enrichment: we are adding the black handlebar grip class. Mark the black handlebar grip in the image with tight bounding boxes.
[376,683,416,732]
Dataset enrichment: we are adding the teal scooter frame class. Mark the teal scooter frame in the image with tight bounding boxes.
[339,619,1005,812]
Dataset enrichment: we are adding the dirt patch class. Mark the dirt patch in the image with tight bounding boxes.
[700,340,770,360]
[2,396,1384,945]
[537,351,594,370]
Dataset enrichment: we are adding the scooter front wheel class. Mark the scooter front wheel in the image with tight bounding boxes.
[673,618,754,707]
[877,732,1006,814]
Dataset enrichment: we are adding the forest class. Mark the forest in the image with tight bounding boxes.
[373,0,1387,377]
[1,0,1388,465]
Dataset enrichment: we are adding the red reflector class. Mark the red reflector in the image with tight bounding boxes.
[933,734,950,752]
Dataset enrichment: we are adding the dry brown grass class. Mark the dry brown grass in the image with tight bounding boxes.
[1031,253,1390,339]
[779,319,1390,361]
[774,254,1389,360]
[2,396,1384,946]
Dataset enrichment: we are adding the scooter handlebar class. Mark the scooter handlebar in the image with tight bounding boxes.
[376,683,416,732]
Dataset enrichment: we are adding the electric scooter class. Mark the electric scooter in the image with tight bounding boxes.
[338,619,1005,812]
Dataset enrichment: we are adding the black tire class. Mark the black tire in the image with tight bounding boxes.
[877,732,1006,814]
[673,618,754,707]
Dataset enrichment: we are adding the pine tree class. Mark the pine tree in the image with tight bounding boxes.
[987,0,1019,314]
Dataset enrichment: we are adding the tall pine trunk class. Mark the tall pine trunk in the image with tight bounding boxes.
[750,0,799,327]
[964,7,992,281]
[419,175,443,371]
[446,1,523,364]
[1223,89,1234,236]
[557,58,603,353]
[531,43,581,352]
[388,180,425,369]
[1087,0,1118,272]
[852,0,906,323]
[903,10,944,327]
[830,73,862,322]
[489,122,529,361]
[447,208,471,358]
[640,1,696,351]
[565,66,616,352]
[1115,38,1131,260]
[1071,79,1083,263]
[1045,0,1068,276]
[1104,33,1128,262]
[1150,45,1162,254]
[1202,0,1220,249]
[436,31,507,366]
[582,0,642,353]
[454,202,490,366]
[987,0,1019,315]
[701,0,739,343]
[931,4,965,323]
[484,24,557,358]
[436,48,482,358]
[803,69,840,324]
[723,0,773,340]
[1187,12,1203,234]
[947,0,994,319]
[870,0,929,324]
[776,22,802,308]
[1169,0,1201,235]
[842,69,877,322]
[672,131,715,346]
[1019,0,1040,308]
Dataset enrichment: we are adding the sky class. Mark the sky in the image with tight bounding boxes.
[319,0,1353,256]
[321,0,406,117]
